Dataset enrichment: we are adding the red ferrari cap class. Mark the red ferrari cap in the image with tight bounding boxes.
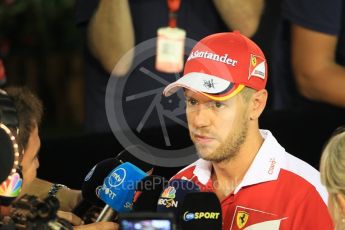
[163,31,267,101]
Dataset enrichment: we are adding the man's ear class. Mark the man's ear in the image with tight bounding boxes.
[248,89,268,120]
[336,193,345,215]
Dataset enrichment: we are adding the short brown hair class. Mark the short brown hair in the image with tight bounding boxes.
[240,87,256,102]
[5,87,43,152]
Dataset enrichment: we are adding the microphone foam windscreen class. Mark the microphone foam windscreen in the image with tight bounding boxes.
[98,162,147,213]
[132,175,168,212]
[181,192,222,230]
[81,158,121,205]
[156,179,200,225]
[0,128,14,183]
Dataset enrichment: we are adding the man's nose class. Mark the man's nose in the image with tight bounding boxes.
[192,105,212,128]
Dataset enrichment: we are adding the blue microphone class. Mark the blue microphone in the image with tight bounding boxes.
[96,162,146,221]
[157,179,200,226]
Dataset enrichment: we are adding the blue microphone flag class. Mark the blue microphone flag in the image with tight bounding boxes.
[98,162,146,212]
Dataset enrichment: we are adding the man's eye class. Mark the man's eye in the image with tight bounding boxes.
[214,101,224,108]
[187,98,198,106]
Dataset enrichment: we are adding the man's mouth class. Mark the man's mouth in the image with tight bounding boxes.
[193,134,214,144]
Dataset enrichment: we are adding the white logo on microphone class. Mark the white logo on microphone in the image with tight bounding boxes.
[108,168,126,187]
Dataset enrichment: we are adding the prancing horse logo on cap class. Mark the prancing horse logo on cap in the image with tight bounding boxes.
[251,56,257,67]
[249,54,266,80]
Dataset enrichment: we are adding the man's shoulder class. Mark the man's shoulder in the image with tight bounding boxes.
[278,168,319,192]
[278,153,328,204]
[170,163,197,181]
[282,152,322,189]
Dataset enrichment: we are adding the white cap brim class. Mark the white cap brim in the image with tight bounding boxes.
[163,72,231,97]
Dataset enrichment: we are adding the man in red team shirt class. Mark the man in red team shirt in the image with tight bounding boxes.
[163,32,333,229]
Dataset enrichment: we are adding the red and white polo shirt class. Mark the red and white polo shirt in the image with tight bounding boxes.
[171,130,333,230]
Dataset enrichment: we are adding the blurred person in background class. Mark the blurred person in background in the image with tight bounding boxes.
[262,0,345,169]
[320,127,345,230]
[272,0,345,110]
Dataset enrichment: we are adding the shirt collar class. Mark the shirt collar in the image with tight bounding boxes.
[193,158,212,184]
[192,129,287,193]
[234,130,286,193]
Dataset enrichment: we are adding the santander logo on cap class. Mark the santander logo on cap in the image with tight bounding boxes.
[187,50,238,67]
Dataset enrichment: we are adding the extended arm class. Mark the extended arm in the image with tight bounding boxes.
[24,178,82,212]
[87,0,134,75]
[212,0,264,37]
[291,24,345,108]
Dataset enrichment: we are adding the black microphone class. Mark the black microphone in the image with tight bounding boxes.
[132,175,168,212]
[156,179,200,226]
[0,126,14,184]
[180,192,222,230]
[75,147,152,218]
[81,146,152,206]
[81,158,121,206]
[72,158,121,218]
